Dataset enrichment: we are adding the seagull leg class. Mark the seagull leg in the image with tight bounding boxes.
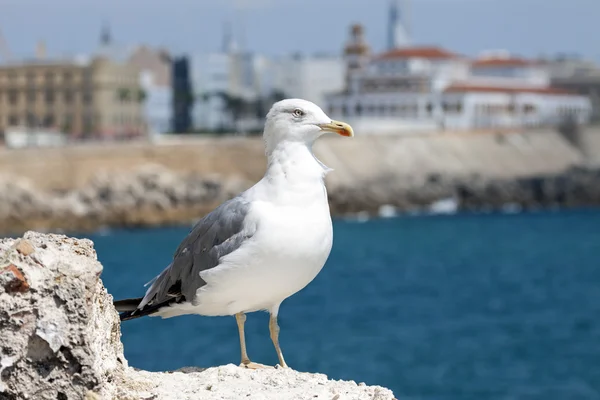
[269,313,289,368]
[235,312,270,369]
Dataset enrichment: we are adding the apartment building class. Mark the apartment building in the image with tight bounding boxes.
[0,56,146,139]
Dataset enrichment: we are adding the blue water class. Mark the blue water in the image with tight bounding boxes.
[92,210,600,399]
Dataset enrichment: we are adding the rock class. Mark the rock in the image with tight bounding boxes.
[0,264,30,293]
[5,162,600,234]
[0,166,251,235]
[0,232,124,399]
[0,232,396,400]
[127,364,395,400]
[14,239,35,256]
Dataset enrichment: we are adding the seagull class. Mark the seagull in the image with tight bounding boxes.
[113,99,354,369]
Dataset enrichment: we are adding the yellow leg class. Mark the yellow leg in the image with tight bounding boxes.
[269,314,289,368]
[235,312,270,369]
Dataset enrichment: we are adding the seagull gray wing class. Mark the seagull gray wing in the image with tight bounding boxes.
[137,196,256,310]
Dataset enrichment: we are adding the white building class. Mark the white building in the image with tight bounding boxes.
[190,52,232,131]
[139,70,172,136]
[189,47,345,131]
[273,54,345,108]
[324,6,592,134]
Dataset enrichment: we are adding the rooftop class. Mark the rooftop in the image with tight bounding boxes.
[375,46,463,61]
[471,57,537,68]
[444,83,576,95]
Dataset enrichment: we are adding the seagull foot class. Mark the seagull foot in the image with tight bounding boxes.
[239,361,272,370]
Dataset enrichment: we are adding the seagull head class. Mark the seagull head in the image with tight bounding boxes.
[263,99,353,153]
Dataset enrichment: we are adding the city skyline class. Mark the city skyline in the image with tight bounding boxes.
[0,0,598,61]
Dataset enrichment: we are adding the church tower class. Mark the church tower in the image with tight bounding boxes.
[387,0,410,50]
[343,24,370,91]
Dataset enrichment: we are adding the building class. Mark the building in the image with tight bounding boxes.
[128,46,173,136]
[0,56,145,139]
[542,56,600,123]
[273,53,345,110]
[171,56,194,133]
[324,14,592,134]
[189,51,240,132]
[189,23,278,133]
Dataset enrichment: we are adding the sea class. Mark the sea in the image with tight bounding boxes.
[90,209,600,400]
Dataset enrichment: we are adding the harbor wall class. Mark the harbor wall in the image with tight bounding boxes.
[1,128,598,193]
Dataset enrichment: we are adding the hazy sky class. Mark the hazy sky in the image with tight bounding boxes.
[0,0,597,61]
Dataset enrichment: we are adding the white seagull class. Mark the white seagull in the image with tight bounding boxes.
[114,99,354,369]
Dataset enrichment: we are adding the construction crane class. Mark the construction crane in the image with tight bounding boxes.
[0,28,12,61]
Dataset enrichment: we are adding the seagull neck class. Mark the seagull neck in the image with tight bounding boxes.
[265,141,329,186]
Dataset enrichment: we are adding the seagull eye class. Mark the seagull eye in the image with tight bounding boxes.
[292,108,305,118]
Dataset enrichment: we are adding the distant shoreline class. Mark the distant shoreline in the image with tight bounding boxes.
[2,164,600,237]
[2,128,600,236]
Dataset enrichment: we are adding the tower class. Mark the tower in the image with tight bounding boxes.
[100,22,112,47]
[221,22,238,54]
[343,24,370,91]
[387,0,410,50]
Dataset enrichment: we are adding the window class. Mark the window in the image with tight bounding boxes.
[64,90,73,103]
[8,115,18,126]
[45,72,55,84]
[83,116,93,133]
[27,89,36,103]
[45,90,55,104]
[8,90,17,105]
[63,72,72,82]
[63,114,74,132]
[44,114,55,127]
[26,113,37,127]
[26,72,36,85]
[355,103,362,116]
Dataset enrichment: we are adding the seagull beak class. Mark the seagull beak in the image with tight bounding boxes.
[317,120,354,137]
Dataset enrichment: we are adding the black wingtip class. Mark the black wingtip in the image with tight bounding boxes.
[119,309,146,321]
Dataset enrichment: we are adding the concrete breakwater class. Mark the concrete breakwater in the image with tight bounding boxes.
[1,128,599,234]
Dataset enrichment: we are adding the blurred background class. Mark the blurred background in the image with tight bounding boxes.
[1,0,600,398]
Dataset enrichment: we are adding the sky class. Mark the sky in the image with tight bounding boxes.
[0,0,598,61]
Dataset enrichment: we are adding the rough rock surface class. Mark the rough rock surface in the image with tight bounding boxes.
[0,232,396,400]
[0,232,124,399]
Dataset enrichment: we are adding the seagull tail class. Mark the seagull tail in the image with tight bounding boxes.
[113,297,143,312]
[114,297,179,322]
